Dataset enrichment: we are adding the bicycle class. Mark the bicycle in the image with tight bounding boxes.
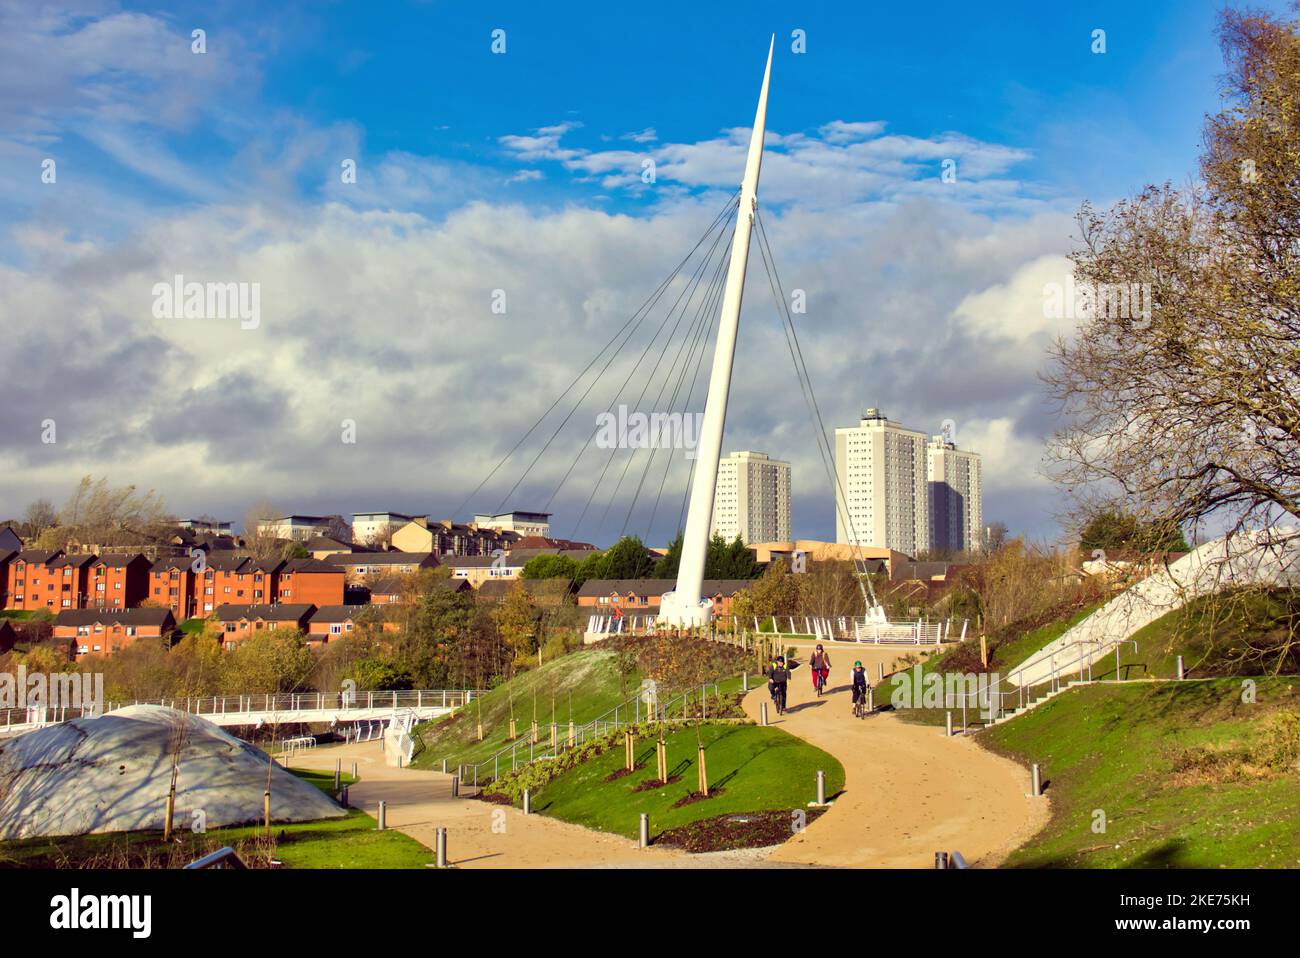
[852,687,867,719]
[814,669,829,696]
[771,683,787,715]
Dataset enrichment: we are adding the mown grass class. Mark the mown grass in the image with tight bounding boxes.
[409,648,647,770]
[526,722,844,842]
[983,678,1300,868]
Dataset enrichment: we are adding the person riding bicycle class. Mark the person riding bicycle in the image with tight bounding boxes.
[768,655,791,715]
[851,660,868,714]
[810,643,831,693]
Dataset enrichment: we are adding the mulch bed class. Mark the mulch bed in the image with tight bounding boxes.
[652,808,828,853]
[671,787,726,808]
[604,764,644,782]
[632,774,682,792]
[471,790,513,805]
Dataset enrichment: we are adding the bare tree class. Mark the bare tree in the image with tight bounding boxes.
[1044,8,1300,540]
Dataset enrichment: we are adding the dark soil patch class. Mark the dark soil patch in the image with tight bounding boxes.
[604,764,644,782]
[632,774,682,792]
[653,807,827,853]
[671,787,726,808]
[472,790,513,805]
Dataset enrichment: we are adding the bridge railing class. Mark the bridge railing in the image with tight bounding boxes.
[0,689,483,732]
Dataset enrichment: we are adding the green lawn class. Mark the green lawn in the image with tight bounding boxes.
[410,648,649,770]
[983,678,1300,868]
[0,610,38,620]
[1092,590,1300,681]
[525,722,844,842]
[411,644,754,772]
[179,617,208,635]
[989,599,1108,673]
[0,765,429,869]
[0,808,432,869]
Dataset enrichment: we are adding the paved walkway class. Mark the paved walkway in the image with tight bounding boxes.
[289,741,755,868]
[742,661,1049,867]
[294,648,1046,868]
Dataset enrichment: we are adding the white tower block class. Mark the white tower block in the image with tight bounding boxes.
[659,37,773,628]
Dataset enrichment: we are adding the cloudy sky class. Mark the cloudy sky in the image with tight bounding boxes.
[1,0,1283,546]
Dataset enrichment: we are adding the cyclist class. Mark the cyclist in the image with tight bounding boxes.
[810,643,832,695]
[768,655,791,715]
[851,660,868,716]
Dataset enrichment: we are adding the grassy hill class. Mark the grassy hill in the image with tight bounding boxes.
[510,721,844,849]
[1095,589,1300,681]
[983,677,1300,867]
[409,648,645,770]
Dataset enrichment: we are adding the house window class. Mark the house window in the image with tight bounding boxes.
[330,624,342,635]
[78,645,88,655]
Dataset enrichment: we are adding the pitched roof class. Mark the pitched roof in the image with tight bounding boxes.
[55,608,175,627]
[92,553,149,568]
[280,557,343,574]
[14,550,62,565]
[50,554,97,569]
[575,578,755,598]
[305,536,352,551]
[447,555,525,569]
[308,605,366,624]
[213,603,316,622]
[324,551,436,566]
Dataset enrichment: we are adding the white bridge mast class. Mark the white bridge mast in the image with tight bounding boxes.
[659,36,774,628]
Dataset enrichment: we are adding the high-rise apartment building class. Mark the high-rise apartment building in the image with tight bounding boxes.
[711,451,791,544]
[835,409,983,556]
[926,436,983,554]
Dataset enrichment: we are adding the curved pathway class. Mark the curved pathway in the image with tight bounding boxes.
[742,660,1049,868]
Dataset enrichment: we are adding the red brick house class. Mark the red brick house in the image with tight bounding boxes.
[211,603,314,649]
[306,605,366,644]
[149,556,200,619]
[87,554,151,610]
[276,558,344,606]
[4,550,62,610]
[575,579,753,618]
[55,608,177,660]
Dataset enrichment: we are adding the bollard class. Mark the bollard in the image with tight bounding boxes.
[760,701,769,727]
[377,800,387,830]
[867,686,874,713]
[1030,763,1042,797]
[523,789,531,815]
[340,785,349,807]
[742,672,748,692]
[816,769,826,806]
[441,758,447,773]
[945,710,953,737]
[435,827,447,867]
[334,758,341,791]
[639,813,650,848]
[935,851,950,869]
[1176,655,1185,680]
[352,761,358,780]
[451,775,459,798]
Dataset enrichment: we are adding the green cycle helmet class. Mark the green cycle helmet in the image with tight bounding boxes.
[854,661,863,668]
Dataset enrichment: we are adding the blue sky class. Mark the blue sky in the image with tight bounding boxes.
[1,0,1291,545]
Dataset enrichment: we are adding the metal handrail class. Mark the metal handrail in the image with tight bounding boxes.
[184,846,247,869]
[456,679,727,788]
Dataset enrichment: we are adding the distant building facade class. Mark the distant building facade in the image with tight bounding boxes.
[471,511,551,538]
[926,436,983,554]
[710,451,791,545]
[835,410,983,556]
